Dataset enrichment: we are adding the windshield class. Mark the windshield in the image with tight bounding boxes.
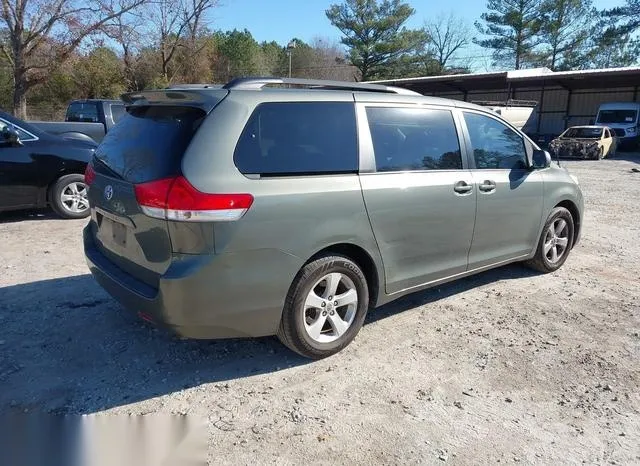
[563,127,603,139]
[66,102,100,122]
[596,109,638,124]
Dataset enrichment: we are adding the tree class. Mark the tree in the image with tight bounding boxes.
[326,0,427,81]
[103,9,146,90]
[149,0,217,83]
[424,13,472,73]
[72,47,125,98]
[0,0,146,118]
[212,29,262,82]
[604,0,640,34]
[583,23,640,69]
[475,0,543,70]
[536,0,593,70]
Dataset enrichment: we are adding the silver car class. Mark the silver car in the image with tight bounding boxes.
[83,77,584,359]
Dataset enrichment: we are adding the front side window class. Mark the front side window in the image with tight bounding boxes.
[234,102,358,175]
[0,119,35,141]
[463,112,527,170]
[365,107,462,172]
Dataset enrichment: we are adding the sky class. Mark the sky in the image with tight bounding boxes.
[212,0,627,71]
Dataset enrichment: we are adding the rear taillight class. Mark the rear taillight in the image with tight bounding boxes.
[134,176,253,222]
[84,164,96,186]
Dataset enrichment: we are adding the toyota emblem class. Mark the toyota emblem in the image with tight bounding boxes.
[104,185,113,201]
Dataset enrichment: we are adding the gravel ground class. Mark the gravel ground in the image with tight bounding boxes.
[1,155,639,465]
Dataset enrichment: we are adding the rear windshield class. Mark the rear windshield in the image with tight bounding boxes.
[563,127,603,139]
[66,102,99,122]
[94,105,206,183]
[596,109,638,124]
[234,102,358,175]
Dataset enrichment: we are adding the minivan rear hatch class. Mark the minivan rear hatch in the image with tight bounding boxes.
[87,89,228,288]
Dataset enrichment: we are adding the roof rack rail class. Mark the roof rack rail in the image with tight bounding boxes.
[222,77,421,95]
[472,99,538,107]
[165,83,224,89]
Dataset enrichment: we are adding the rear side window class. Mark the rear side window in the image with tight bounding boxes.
[366,107,462,172]
[463,112,527,170]
[111,104,126,123]
[234,102,358,175]
[66,102,99,122]
[95,105,206,183]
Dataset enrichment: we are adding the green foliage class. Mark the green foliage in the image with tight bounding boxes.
[604,0,640,34]
[535,0,594,71]
[212,29,263,82]
[72,47,126,99]
[475,0,544,70]
[326,0,427,81]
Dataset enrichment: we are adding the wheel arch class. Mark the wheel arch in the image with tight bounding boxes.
[45,167,88,204]
[306,243,382,309]
[555,199,581,247]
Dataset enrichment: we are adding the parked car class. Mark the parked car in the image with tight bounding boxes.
[83,77,584,359]
[29,99,125,144]
[0,110,96,219]
[548,125,617,160]
[593,102,640,149]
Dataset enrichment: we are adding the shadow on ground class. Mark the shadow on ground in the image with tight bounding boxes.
[0,209,62,224]
[0,264,537,414]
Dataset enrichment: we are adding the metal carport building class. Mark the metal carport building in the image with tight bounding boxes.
[372,66,640,139]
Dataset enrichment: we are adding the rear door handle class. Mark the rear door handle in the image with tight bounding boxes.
[453,180,473,194]
[479,180,496,193]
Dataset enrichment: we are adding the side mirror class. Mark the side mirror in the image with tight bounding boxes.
[532,149,552,169]
[1,125,22,146]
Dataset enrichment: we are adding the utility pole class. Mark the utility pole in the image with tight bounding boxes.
[287,40,297,78]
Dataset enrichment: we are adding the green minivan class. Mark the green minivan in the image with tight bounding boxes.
[84,77,583,359]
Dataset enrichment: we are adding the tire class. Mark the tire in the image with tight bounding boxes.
[525,207,574,273]
[277,255,369,359]
[50,174,90,219]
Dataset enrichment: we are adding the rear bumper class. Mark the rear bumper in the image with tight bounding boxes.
[83,225,301,339]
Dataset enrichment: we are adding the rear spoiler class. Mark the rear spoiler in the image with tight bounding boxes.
[121,89,229,113]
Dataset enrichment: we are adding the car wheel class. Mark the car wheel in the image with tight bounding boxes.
[50,174,90,219]
[277,255,369,359]
[525,207,574,273]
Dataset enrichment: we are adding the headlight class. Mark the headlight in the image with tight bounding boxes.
[626,127,637,135]
[570,174,579,185]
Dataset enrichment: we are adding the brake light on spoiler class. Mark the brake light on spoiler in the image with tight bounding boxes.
[134,176,253,222]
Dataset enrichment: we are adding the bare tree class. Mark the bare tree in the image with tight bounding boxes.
[424,13,472,73]
[1,0,146,118]
[103,7,146,90]
[149,0,217,83]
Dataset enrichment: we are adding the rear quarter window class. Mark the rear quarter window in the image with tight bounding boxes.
[234,102,358,175]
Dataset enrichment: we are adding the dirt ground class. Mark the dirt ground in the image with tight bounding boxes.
[1,155,639,465]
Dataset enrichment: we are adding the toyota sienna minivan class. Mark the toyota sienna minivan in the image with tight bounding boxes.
[84,77,584,359]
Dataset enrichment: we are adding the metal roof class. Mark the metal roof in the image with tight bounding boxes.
[370,66,640,92]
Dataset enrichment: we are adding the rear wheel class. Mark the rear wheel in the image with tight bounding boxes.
[50,174,90,219]
[525,207,574,273]
[277,255,369,359]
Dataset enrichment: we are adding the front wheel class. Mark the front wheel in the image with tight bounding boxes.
[50,174,90,219]
[277,255,369,359]
[525,207,574,273]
